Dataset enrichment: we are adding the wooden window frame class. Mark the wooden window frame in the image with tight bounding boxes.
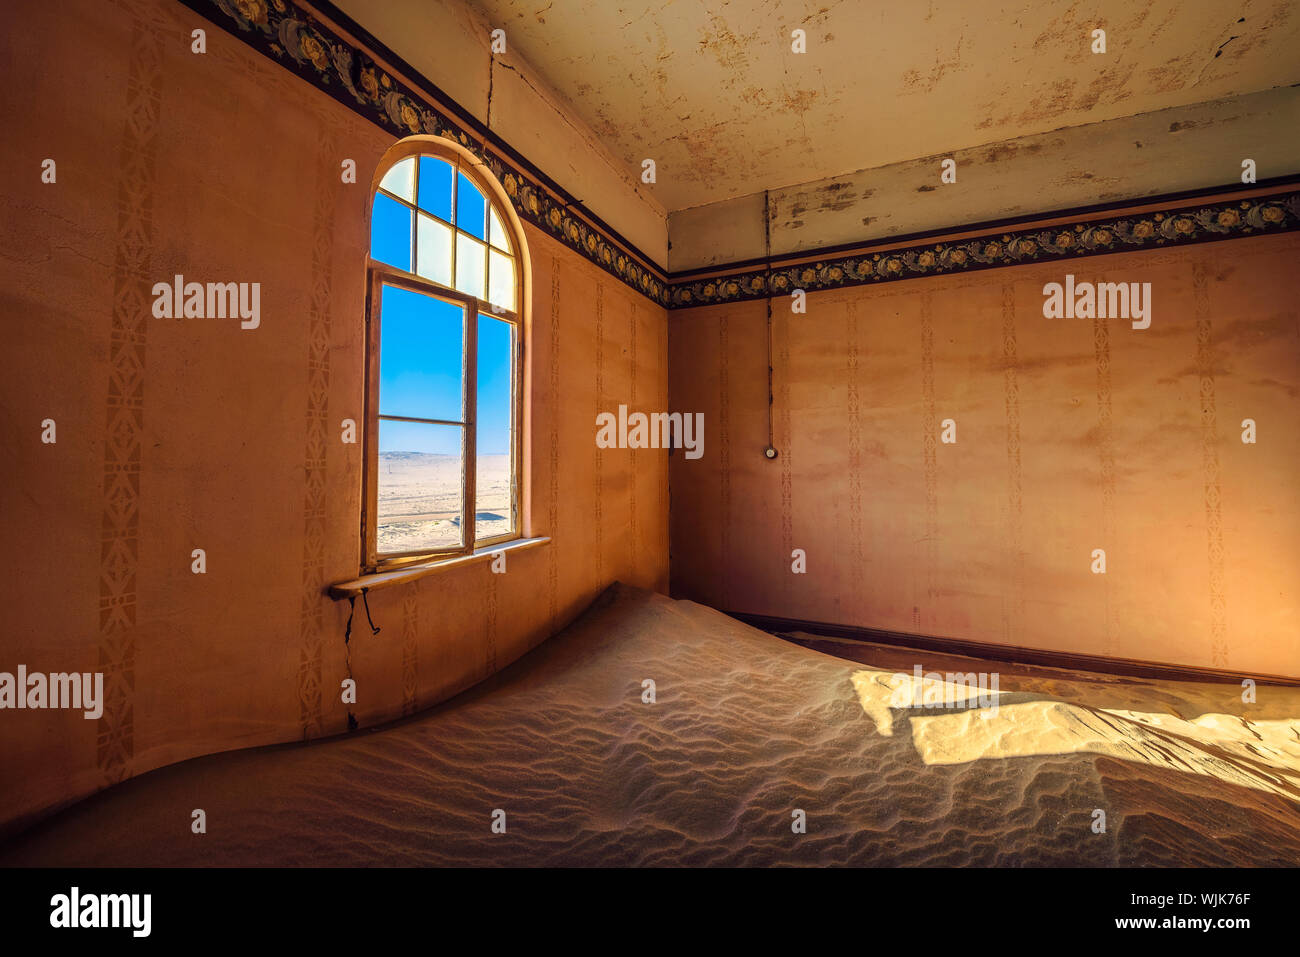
[362,139,526,574]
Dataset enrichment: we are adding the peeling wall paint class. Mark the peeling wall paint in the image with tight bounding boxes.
[466,0,1300,211]
[332,0,669,266]
[0,0,670,836]
[668,86,1300,271]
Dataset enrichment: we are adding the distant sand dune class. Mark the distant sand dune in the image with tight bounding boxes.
[2,585,1297,866]
[377,451,512,550]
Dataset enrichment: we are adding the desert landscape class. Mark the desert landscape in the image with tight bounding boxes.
[376,451,513,551]
[3,584,1296,867]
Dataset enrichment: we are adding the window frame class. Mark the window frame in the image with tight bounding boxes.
[362,138,526,574]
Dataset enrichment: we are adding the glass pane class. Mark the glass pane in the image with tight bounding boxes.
[376,420,464,554]
[417,155,453,221]
[378,283,464,421]
[456,171,487,240]
[371,193,412,271]
[487,249,514,312]
[378,157,415,202]
[455,233,487,299]
[477,314,514,541]
[416,213,453,287]
[488,206,511,252]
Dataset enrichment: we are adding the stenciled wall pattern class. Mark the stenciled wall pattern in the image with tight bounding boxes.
[180,2,1300,316]
[669,232,1300,680]
[180,0,671,305]
[669,188,1300,308]
[1,0,670,838]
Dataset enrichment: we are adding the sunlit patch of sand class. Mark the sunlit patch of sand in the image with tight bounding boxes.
[851,668,1300,801]
[852,669,1009,736]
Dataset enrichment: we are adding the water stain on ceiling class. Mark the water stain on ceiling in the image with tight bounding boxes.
[464,0,1300,210]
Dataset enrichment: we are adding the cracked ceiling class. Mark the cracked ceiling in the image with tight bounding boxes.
[464,0,1300,211]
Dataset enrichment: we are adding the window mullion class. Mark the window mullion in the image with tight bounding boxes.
[409,159,419,275]
[378,413,467,427]
[450,160,459,289]
[463,299,479,555]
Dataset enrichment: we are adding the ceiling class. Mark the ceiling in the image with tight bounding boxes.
[466,0,1300,211]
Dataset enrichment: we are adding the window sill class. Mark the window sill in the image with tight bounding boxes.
[327,537,550,600]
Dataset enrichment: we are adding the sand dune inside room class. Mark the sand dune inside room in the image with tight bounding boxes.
[3,584,1296,868]
[3,0,1300,916]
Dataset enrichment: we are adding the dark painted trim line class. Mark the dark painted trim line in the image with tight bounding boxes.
[668,173,1300,281]
[729,610,1300,688]
[668,187,1300,309]
[173,0,670,305]
[308,0,660,279]
[171,0,1298,313]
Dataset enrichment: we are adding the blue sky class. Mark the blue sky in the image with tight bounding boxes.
[377,284,512,456]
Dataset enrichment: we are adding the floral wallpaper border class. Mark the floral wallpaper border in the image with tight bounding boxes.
[669,190,1300,309]
[179,0,671,304]
[179,2,1298,313]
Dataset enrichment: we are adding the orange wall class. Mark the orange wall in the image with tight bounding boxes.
[0,0,668,834]
[669,235,1300,679]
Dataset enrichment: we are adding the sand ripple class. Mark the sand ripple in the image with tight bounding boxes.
[3,584,1298,866]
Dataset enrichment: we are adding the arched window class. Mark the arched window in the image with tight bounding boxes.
[364,138,526,568]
